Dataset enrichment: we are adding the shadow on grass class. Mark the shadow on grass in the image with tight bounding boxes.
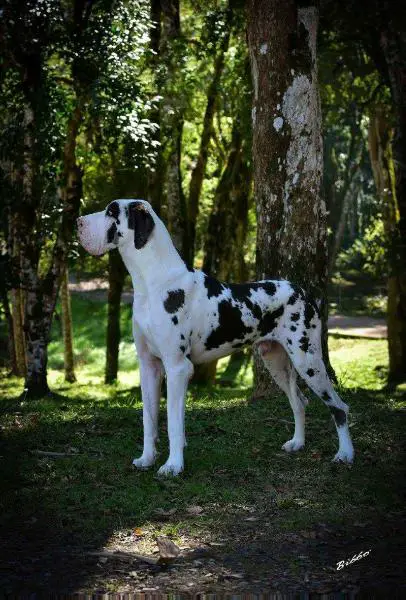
[0,383,405,595]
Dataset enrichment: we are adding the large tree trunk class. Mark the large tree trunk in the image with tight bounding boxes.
[187,8,232,264]
[379,21,406,384]
[247,0,329,397]
[60,267,76,383]
[105,250,127,384]
[160,0,189,259]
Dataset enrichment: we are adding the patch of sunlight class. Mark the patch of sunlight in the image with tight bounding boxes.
[329,336,388,390]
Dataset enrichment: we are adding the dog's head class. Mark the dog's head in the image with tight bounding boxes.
[77,199,155,256]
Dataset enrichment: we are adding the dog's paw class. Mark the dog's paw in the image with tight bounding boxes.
[157,460,184,477]
[332,449,354,464]
[282,438,305,453]
[132,454,156,469]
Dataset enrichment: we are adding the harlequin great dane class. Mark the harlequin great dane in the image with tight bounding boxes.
[77,199,354,476]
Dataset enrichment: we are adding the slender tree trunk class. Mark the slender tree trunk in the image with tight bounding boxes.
[9,214,27,376]
[22,94,84,398]
[147,0,164,216]
[198,123,252,386]
[368,107,403,385]
[60,267,76,383]
[160,0,189,259]
[187,9,232,264]
[105,250,127,384]
[380,23,406,383]
[247,1,330,397]
[203,126,252,282]
[327,117,362,276]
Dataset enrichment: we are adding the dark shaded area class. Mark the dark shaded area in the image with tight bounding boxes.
[0,382,405,595]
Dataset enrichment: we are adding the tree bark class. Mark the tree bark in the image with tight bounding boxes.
[105,250,127,384]
[247,0,330,396]
[60,267,76,383]
[379,20,406,383]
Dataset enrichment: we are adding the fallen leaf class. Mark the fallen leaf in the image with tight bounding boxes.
[154,507,177,517]
[134,527,144,536]
[156,536,180,562]
[186,505,203,515]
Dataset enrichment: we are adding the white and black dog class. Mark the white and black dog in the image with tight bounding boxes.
[77,199,354,476]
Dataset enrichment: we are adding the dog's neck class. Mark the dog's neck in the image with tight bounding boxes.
[119,215,187,294]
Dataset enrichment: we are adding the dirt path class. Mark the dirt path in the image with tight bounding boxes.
[69,281,387,339]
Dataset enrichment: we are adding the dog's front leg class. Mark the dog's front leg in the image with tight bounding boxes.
[133,354,163,469]
[157,359,194,477]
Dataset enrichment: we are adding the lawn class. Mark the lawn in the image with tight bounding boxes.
[0,294,405,595]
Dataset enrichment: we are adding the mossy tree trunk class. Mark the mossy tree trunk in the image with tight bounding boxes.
[247,0,330,397]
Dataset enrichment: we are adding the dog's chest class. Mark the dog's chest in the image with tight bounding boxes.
[133,295,163,357]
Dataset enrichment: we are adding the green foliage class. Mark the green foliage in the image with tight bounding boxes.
[336,218,388,282]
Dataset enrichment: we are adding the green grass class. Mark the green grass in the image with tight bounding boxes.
[0,294,405,575]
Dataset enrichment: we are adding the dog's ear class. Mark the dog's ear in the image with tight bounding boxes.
[127,201,155,249]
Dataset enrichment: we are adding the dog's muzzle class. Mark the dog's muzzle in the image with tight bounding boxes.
[77,216,107,256]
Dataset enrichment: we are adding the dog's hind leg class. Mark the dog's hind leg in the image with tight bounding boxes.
[258,341,308,452]
[288,351,354,463]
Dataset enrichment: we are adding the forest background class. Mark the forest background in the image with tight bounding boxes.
[0,0,405,594]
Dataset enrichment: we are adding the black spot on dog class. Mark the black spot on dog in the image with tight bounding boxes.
[106,201,120,220]
[290,325,297,332]
[186,353,191,360]
[306,368,315,377]
[287,338,292,345]
[164,289,185,314]
[299,336,310,352]
[258,304,284,336]
[205,300,253,350]
[128,201,155,249]
[263,281,277,295]
[322,391,331,401]
[291,312,300,322]
[330,406,346,426]
[204,275,224,299]
[107,222,117,244]
[172,316,178,325]
[288,292,300,305]
[304,302,316,329]
[180,334,185,340]
[180,345,186,354]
